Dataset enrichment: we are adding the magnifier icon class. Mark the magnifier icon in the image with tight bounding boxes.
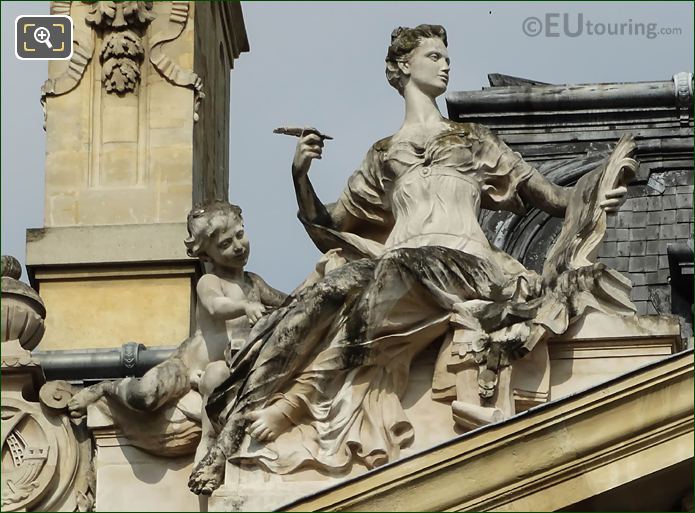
[34,26,52,48]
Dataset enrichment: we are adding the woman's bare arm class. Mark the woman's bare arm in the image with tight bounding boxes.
[292,133,341,229]
[518,168,572,218]
[291,133,363,232]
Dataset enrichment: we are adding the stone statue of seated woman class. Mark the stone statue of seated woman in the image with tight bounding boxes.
[187,24,637,496]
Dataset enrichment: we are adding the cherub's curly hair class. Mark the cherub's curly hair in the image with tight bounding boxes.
[184,200,243,259]
[385,24,448,95]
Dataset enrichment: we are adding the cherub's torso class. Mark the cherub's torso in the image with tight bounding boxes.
[196,272,261,361]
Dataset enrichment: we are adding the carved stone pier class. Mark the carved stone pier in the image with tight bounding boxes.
[26,2,249,350]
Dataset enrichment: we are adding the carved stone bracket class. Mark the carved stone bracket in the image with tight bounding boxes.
[40,381,96,512]
[1,398,57,511]
[1,391,95,512]
[673,72,694,126]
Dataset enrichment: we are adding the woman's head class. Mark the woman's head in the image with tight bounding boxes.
[385,24,449,97]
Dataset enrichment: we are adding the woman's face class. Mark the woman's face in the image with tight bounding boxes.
[403,37,450,98]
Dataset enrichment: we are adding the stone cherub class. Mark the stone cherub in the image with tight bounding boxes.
[68,201,286,461]
[187,24,634,496]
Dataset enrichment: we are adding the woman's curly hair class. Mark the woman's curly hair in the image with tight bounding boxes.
[184,200,243,259]
[385,24,448,95]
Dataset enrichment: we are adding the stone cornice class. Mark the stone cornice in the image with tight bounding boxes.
[26,223,195,267]
[283,350,694,512]
[446,73,694,129]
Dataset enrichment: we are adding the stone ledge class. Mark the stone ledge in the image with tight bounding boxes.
[554,310,681,343]
[26,223,194,268]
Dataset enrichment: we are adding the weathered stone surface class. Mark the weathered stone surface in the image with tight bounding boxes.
[1,256,46,350]
[30,2,250,356]
[462,74,693,337]
[281,350,693,512]
[26,223,198,350]
[41,2,248,227]
[64,202,286,504]
[37,268,194,350]
[1,259,93,512]
[26,223,191,266]
[24,13,692,513]
[181,25,647,508]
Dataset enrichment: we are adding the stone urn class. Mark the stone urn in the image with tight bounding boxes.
[1,255,46,350]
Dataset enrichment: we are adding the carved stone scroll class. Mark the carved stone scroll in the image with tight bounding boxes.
[149,1,205,120]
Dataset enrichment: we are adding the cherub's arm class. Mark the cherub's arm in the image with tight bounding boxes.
[196,274,249,320]
[247,272,288,307]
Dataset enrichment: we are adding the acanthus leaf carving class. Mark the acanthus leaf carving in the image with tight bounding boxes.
[100,30,145,94]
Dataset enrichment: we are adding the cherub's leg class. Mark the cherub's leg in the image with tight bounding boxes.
[68,336,204,418]
[195,361,231,466]
[189,412,243,496]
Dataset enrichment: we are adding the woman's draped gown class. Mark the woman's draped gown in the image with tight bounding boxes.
[208,121,559,474]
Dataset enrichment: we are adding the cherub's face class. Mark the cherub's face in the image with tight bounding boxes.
[205,216,249,270]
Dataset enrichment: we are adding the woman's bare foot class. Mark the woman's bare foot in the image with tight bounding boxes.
[245,404,293,442]
[188,445,226,495]
[67,385,106,419]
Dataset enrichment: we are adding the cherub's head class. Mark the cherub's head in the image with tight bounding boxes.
[184,201,249,270]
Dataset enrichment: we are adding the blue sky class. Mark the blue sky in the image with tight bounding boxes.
[2,2,693,291]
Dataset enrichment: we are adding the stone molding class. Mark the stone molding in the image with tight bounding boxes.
[26,223,194,268]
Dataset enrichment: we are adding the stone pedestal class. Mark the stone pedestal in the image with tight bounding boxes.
[27,1,248,350]
[204,312,681,512]
[81,311,682,512]
[89,429,201,512]
[547,311,680,398]
[26,223,198,349]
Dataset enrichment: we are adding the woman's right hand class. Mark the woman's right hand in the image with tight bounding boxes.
[292,132,324,177]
